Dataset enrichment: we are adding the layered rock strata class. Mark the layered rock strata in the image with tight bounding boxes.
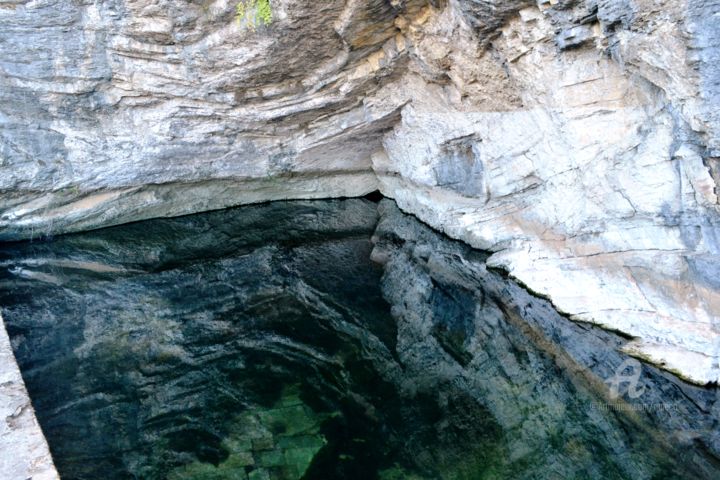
[1,0,719,382]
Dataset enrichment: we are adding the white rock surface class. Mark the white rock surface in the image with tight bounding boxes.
[1,0,719,386]
[374,1,720,384]
[0,312,59,480]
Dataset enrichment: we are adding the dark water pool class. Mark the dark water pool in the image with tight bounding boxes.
[1,199,719,480]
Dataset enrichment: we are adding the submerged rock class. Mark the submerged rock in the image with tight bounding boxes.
[1,199,718,479]
[374,198,720,478]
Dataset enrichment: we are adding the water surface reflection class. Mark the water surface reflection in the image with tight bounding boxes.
[1,199,718,479]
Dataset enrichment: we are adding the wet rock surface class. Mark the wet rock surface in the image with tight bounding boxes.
[1,198,719,479]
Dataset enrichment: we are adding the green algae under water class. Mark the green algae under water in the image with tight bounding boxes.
[1,199,719,480]
[167,386,329,480]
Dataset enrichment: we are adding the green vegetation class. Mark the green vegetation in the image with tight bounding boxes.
[236,0,273,30]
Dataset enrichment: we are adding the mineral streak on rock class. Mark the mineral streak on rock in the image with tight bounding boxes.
[0,0,719,397]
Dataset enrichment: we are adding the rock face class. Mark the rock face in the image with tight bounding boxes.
[374,0,720,386]
[0,312,58,480]
[1,0,719,382]
[373,199,720,478]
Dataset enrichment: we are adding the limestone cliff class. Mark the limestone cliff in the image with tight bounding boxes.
[1,0,719,383]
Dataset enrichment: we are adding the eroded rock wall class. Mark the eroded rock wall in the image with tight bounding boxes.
[0,0,419,237]
[1,0,719,382]
[373,0,720,384]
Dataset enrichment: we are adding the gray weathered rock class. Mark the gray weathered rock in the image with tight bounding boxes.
[0,312,58,480]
